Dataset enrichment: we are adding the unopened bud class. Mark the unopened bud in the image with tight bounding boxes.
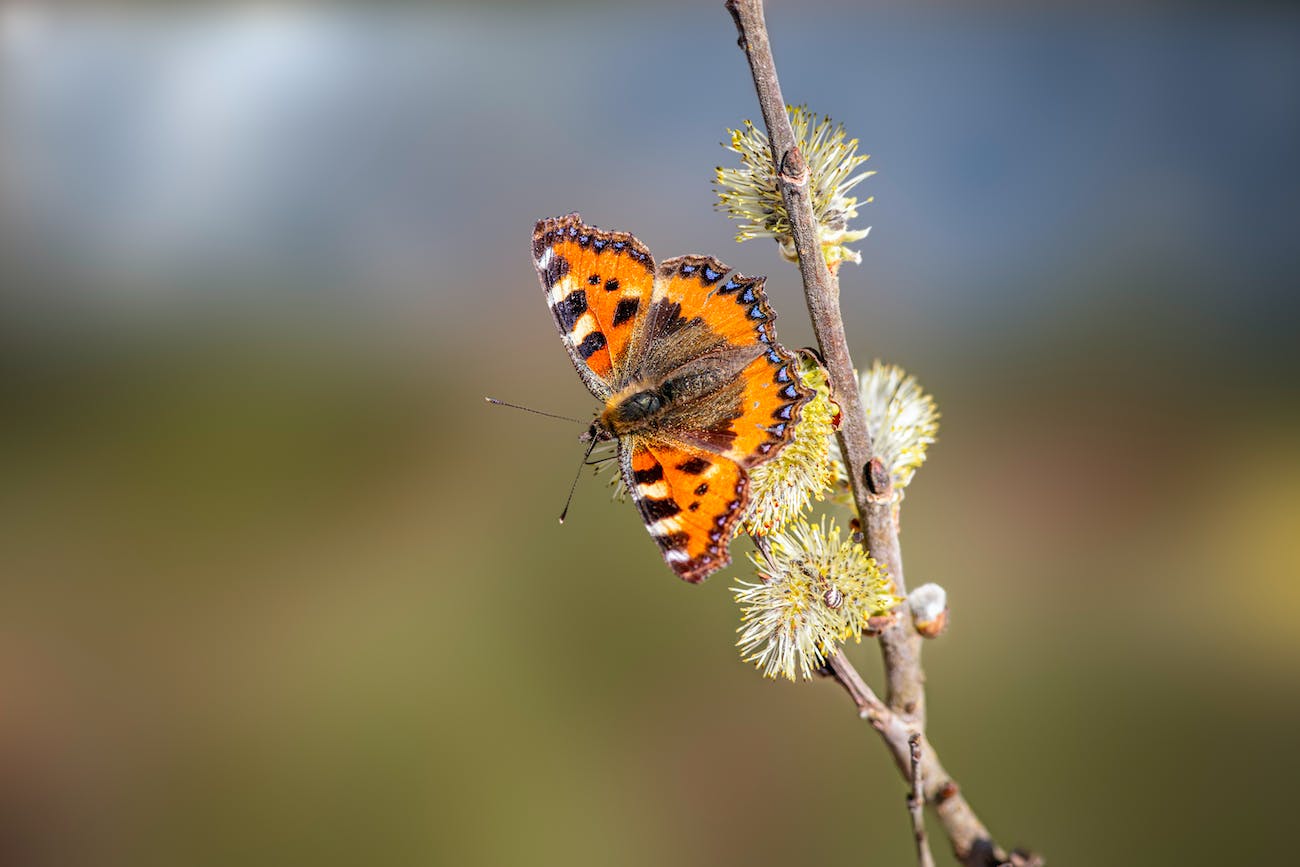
[907,582,948,639]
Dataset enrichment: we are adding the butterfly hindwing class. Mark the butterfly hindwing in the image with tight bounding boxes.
[725,350,812,465]
[533,214,655,396]
[623,440,749,583]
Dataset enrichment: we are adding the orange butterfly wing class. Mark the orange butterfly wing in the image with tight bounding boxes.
[623,441,749,583]
[652,256,812,467]
[532,214,656,396]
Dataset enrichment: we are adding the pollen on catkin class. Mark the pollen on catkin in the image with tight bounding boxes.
[831,361,939,511]
[715,106,874,270]
[734,518,897,681]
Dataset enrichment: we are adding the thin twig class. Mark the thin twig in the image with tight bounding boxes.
[825,653,1006,866]
[723,2,1033,864]
[908,734,937,867]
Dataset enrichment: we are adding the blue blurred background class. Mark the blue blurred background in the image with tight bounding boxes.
[2,2,1298,865]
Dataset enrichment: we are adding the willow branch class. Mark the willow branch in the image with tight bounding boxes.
[722,0,923,725]
[826,653,1006,866]
[725,1,1031,863]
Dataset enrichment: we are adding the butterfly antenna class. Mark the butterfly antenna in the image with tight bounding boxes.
[559,434,600,524]
[484,397,582,424]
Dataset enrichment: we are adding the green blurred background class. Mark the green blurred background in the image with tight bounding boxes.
[2,1,1298,864]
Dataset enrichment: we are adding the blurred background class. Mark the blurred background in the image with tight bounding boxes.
[2,1,1298,864]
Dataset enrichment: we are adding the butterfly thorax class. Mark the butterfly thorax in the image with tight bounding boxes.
[598,342,760,441]
[598,386,665,437]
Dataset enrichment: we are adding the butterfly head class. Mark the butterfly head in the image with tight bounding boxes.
[616,389,663,420]
[579,418,616,445]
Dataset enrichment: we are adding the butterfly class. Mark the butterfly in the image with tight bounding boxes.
[533,213,814,583]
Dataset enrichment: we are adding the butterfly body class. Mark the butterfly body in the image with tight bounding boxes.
[534,214,812,583]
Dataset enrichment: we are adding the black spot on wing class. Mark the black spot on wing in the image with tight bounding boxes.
[612,297,639,326]
[553,288,587,333]
[657,531,690,551]
[675,456,710,475]
[633,463,664,485]
[643,497,682,522]
[542,254,570,289]
[577,330,607,360]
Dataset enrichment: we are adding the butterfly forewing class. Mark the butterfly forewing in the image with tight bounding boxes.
[533,214,655,396]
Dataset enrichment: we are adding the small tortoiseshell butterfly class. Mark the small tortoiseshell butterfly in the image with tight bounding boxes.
[533,213,814,583]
